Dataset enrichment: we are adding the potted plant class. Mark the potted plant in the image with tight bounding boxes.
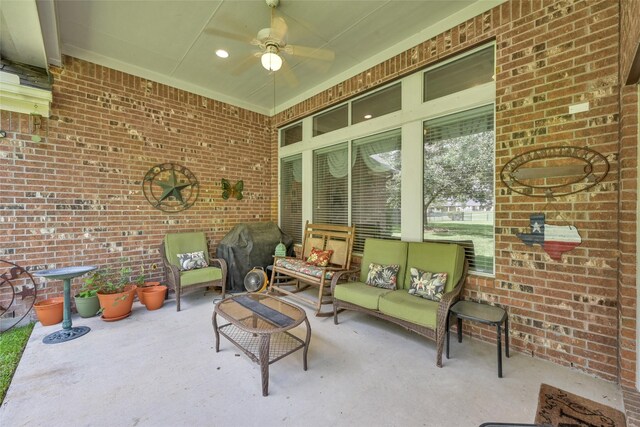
[134,263,161,305]
[96,265,137,321]
[74,270,103,318]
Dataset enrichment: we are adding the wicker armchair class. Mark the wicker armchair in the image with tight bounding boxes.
[160,232,227,311]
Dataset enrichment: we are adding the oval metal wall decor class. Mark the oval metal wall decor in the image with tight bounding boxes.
[500,146,609,198]
[143,163,199,212]
[0,260,38,332]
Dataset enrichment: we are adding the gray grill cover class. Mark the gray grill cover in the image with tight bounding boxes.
[216,222,293,292]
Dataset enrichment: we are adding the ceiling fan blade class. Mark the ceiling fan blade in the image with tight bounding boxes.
[280,59,299,88]
[286,44,334,62]
[204,28,252,44]
[271,16,288,41]
[231,54,259,76]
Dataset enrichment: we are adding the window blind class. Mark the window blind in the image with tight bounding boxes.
[313,143,348,226]
[280,155,303,244]
[423,105,495,274]
[351,128,402,253]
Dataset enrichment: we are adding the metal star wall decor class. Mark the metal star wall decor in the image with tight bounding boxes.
[143,163,199,212]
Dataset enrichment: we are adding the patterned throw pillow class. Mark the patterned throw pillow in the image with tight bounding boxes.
[176,251,208,271]
[365,263,400,290]
[408,268,448,302]
[306,247,334,267]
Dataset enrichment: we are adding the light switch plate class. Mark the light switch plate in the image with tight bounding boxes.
[569,102,589,114]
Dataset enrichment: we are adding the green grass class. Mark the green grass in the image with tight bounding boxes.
[424,220,494,274]
[0,323,34,404]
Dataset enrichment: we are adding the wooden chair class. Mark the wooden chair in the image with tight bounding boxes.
[269,222,355,316]
[160,231,227,311]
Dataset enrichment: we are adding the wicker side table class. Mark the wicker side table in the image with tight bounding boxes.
[446,300,509,378]
[212,293,311,396]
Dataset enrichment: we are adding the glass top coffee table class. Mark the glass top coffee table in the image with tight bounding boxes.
[212,293,311,396]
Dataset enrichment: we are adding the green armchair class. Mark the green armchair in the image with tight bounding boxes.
[160,232,227,311]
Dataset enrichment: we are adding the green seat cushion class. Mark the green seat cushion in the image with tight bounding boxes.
[180,266,222,287]
[164,232,210,267]
[403,242,465,292]
[334,282,392,310]
[359,239,408,288]
[378,290,439,328]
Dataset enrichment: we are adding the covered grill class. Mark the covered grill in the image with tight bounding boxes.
[216,222,293,292]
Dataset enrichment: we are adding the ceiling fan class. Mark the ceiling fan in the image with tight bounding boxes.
[207,0,334,80]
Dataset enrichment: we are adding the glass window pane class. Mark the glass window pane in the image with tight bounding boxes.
[352,129,401,253]
[280,122,302,147]
[313,104,348,136]
[423,105,495,274]
[423,46,494,102]
[313,143,348,226]
[351,83,401,125]
[280,155,303,244]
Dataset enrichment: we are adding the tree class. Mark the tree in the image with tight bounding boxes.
[423,130,493,224]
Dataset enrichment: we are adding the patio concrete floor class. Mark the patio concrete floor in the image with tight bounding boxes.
[0,290,625,427]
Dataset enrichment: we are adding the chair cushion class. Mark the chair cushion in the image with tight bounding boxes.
[306,247,333,267]
[378,290,438,328]
[334,282,392,310]
[179,266,222,287]
[408,268,448,302]
[403,242,465,292]
[274,258,335,280]
[359,239,408,288]
[177,251,208,271]
[165,232,210,267]
[365,263,400,290]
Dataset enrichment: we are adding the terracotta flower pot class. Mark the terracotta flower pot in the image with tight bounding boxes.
[34,297,64,326]
[97,284,137,321]
[135,281,161,305]
[141,285,167,311]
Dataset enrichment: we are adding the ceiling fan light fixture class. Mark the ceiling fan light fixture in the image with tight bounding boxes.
[261,46,282,71]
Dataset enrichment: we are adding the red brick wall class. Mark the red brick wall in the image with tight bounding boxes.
[0,56,274,315]
[274,0,626,381]
[619,84,638,387]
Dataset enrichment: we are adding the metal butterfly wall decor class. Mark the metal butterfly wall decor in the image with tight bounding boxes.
[221,179,243,200]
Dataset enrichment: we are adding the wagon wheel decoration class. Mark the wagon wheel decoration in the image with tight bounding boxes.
[0,260,38,333]
[142,163,199,212]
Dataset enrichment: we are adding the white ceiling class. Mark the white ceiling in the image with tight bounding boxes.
[1,0,504,115]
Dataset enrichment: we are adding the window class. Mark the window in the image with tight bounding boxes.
[313,144,348,226]
[351,83,401,124]
[423,46,494,102]
[423,105,494,274]
[313,104,348,136]
[281,122,303,147]
[352,129,402,253]
[280,155,303,243]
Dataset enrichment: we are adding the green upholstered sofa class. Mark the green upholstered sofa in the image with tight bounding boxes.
[160,232,227,311]
[332,238,468,367]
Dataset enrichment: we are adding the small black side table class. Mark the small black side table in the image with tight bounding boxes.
[447,300,509,378]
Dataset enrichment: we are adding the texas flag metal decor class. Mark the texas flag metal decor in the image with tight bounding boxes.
[516,214,582,261]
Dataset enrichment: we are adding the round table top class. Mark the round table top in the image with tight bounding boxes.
[450,300,507,324]
[33,266,97,280]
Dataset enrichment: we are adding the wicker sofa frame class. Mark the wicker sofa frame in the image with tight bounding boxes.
[332,241,468,367]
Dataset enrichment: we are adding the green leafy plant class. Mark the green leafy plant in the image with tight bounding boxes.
[78,269,106,298]
[134,263,158,287]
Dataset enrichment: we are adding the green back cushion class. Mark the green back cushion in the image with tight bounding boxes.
[359,239,408,288]
[164,232,210,267]
[403,242,465,292]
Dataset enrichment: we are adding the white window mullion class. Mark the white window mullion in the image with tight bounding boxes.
[401,121,423,242]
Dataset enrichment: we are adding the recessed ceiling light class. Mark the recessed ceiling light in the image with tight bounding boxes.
[364,114,373,119]
[216,49,229,58]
